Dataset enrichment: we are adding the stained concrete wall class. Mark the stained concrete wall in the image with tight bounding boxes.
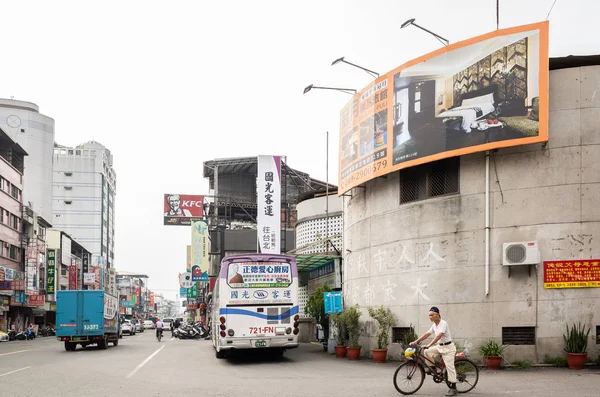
[342,65,600,363]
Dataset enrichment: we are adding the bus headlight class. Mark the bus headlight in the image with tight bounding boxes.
[286,327,292,335]
[228,329,235,337]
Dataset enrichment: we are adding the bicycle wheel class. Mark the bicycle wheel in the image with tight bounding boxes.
[447,358,479,393]
[393,361,425,395]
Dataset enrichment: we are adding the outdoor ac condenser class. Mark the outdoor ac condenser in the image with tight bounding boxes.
[502,241,541,266]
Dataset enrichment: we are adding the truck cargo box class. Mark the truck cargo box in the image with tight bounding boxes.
[56,290,119,337]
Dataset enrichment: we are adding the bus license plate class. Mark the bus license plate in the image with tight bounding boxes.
[255,340,267,348]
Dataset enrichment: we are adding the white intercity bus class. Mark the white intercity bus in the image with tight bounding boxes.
[212,253,300,359]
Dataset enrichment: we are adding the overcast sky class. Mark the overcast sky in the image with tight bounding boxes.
[0,0,597,298]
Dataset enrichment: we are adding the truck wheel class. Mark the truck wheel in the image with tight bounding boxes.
[113,338,119,347]
[99,337,108,349]
[66,341,76,351]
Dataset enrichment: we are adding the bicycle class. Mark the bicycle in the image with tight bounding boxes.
[156,328,163,342]
[393,344,479,395]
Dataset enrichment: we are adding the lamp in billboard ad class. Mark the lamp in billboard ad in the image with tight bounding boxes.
[338,21,549,194]
[163,194,204,226]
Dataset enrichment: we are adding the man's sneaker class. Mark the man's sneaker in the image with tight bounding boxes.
[445,388,458,396]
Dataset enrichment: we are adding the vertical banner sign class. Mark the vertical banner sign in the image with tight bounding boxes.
[186,245,192,270]
[68,266,77,290]
[46,249,56,296]
[191,220,209,282]
[257,155,281,254]
[150,292,155,309]
[82,253,89,290]
[135,286,141,307]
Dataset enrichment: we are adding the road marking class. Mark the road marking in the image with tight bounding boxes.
[0,366,31,377]
[0,349,34,357]
[126,345,165,379]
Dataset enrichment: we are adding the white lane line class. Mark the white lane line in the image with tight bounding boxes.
[126,346,165,379]
[0,366,31,377]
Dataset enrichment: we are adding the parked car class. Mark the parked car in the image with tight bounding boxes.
[143,320,155,329]
[122,319,135,335]
[132,319,144,333]
[0,330,9,342]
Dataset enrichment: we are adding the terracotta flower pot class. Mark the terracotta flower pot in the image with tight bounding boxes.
[371,348,388,363]
[485,356,502,370]
[347,346,361,360]
[567,353,587,370]
[334,345,347,358]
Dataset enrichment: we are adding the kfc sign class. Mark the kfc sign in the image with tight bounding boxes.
[163,194,204,226]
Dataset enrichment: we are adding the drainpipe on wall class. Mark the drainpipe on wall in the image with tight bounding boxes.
[485,151,490,296]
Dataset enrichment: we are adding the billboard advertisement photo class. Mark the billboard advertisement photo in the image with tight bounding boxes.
[163,194,204,226]
[339,21,549,194]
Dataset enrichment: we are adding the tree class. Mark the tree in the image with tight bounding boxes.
[304,285,333,341]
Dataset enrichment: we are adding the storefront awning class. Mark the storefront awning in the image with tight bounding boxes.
[294,254,341,272]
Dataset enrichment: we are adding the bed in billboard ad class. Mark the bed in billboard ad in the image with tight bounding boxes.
[338,21,549,194]
[163,194,204,226]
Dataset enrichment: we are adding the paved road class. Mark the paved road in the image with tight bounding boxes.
[1,332,599,396]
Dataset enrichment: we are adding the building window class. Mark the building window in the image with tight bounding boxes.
[392,326,415,344]
[11,185,21,200]
[9,245,18,260]
[10,214,18,229]
[399,157,460,204]
[502,326,536,345]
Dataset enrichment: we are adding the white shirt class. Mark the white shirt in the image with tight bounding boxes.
[155,321,163,329]
[428,319,452,344]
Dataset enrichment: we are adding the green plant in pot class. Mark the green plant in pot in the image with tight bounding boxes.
[304,285,332,351]
[330,311,348,358]
[367,305,397,363]
[563,322,590,370]
[478,340,508,370]
[345,305,363,360]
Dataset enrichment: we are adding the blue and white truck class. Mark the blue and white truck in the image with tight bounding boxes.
[56,290,120,351]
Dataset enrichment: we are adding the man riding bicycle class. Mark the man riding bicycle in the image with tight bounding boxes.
[410,306,458,396]
[155,318,164,340]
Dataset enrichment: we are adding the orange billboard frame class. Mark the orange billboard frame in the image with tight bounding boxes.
[338,21,549,195]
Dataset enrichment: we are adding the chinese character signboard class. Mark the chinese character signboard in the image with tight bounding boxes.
[68,266,77,290]
[308,259,341,295]
[543,260,600,288]
[150,292,154,308]
[257,155,281,254]
[84,273,96,286]
[338,21,549,194]
[164,194,204,226]
[46,249,56,296]
[324,291,343,314]
[0,281,11,290]
[191,220,209,281]
[27,294,45,307]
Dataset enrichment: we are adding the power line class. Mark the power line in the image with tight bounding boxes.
[546,0,558,20]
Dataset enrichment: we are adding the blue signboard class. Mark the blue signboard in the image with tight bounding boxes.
[324,291,342,314]
[180,287,187,296]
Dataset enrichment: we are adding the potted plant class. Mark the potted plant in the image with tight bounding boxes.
[345,305,363,360]
[367,305,397,363]
[304,285,333,351]
[563,322,591,370]
[478,340,508,370]
[330,311,348,358]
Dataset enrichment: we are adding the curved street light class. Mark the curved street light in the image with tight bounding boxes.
[303,84,357,95]
[331,57,379,78]
[400,18,449,46]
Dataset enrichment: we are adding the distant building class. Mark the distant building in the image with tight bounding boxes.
[52,141,117,269]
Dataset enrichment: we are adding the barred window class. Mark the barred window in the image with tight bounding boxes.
[399,157,460,204]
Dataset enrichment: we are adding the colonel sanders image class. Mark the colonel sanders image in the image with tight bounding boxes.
[164,194,192,217]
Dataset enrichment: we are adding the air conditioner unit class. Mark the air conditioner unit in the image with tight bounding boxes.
[502,241,540,266]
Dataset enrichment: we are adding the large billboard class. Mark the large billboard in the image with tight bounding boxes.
[163,194,204,226]
[338,21,549,194]
[257,155,281,254]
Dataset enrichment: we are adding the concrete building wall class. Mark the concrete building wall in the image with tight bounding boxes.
[296,194,343,254]
[0,156,23,269]
[0,99,55,222]
[342,65,600,362]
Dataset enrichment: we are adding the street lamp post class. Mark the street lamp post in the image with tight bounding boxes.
[400,18,449,46]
